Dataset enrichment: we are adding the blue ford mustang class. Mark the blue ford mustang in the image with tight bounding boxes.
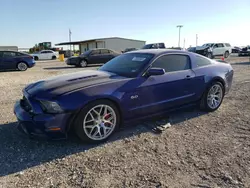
[14,49,234,143]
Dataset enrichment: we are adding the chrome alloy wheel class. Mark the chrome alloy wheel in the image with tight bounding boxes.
[80,60,87,67]
[18,62,28,71]
[207,84,223,109]
[83,105,116,141]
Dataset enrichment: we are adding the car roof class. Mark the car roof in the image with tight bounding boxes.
[126,49,189,55]
[91,48,110,50]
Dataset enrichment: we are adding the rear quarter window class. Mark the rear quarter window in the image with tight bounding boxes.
[16,52,25,56]
[195,55,212,67]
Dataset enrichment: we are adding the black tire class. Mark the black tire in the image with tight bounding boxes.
[200,81,225,112]
[17,62,28,71]
[207,52,213,59]
[224,51,229,58]
[74,100,121,143]
[34,56,39,61]
[52,56,56,60]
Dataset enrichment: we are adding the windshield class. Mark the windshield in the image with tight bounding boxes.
[202,43,214,47]
[99,53,155,77]
[80,50,92,56]
[142,44,154,49]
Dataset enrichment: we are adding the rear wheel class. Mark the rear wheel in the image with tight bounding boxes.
[52,56,56,60]
[200,82,225,112]
[17,62,28,71]
[34,56,39,61]
[224,51,229,58]
[74,100,120,143]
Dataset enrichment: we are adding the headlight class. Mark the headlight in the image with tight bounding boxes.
[40,100,63,114]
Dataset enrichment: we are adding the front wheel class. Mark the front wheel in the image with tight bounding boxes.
[17,62,28,71]
[79,59,87,67]
[74,100,120,143]
[200,82,225,112]
[207,52,213,59]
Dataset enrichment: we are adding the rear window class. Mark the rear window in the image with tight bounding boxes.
[16,52,27,56]
[195,55,212,67]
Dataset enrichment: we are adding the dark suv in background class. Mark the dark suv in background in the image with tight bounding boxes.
[66,48,120,67]
[238,46,250,56]
[142,43,166,49]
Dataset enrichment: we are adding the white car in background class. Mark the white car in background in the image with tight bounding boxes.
[195,43,232,59]
[31,50,59,61]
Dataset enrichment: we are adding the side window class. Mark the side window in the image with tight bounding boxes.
[101,49,110,54]
[47,51,53,53]
[41,51,47,54]
[151,44,157,49]
[91,50,100,55]
[152,54,191,73]
[3,52,16,57]
[217,43,224,48]
[0,52,3,58]
[15,52,24,56]
[195,55,211,67]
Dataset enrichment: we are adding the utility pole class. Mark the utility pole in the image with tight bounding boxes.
[183,38,185,50]
[69,28,72,51]
[196,34,198,47]
[177,25,183,47]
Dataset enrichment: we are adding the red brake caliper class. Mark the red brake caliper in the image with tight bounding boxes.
[103,113,112,126]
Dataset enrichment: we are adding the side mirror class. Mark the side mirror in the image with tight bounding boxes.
[146,68,165,77]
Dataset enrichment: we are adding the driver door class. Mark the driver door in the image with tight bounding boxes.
[213,43,224,56]
[87,50,101,64]
[123,54,198,119]
[39,51,47,59]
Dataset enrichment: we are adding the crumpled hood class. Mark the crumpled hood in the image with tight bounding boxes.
[25,70,120,98]
[195,46,210,51]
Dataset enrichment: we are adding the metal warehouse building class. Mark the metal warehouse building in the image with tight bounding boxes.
[56,37,146,53]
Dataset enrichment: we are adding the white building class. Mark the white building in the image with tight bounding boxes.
[0,46,18,51]
[56,37,146,53]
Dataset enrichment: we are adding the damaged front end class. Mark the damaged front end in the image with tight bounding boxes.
[195,46,213,58]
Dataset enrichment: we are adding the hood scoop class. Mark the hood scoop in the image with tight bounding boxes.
[68,75,98,82]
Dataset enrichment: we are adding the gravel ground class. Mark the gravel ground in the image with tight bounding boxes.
[0,57,249,188]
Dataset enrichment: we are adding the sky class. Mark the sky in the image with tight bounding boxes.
[0,0,250,49]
